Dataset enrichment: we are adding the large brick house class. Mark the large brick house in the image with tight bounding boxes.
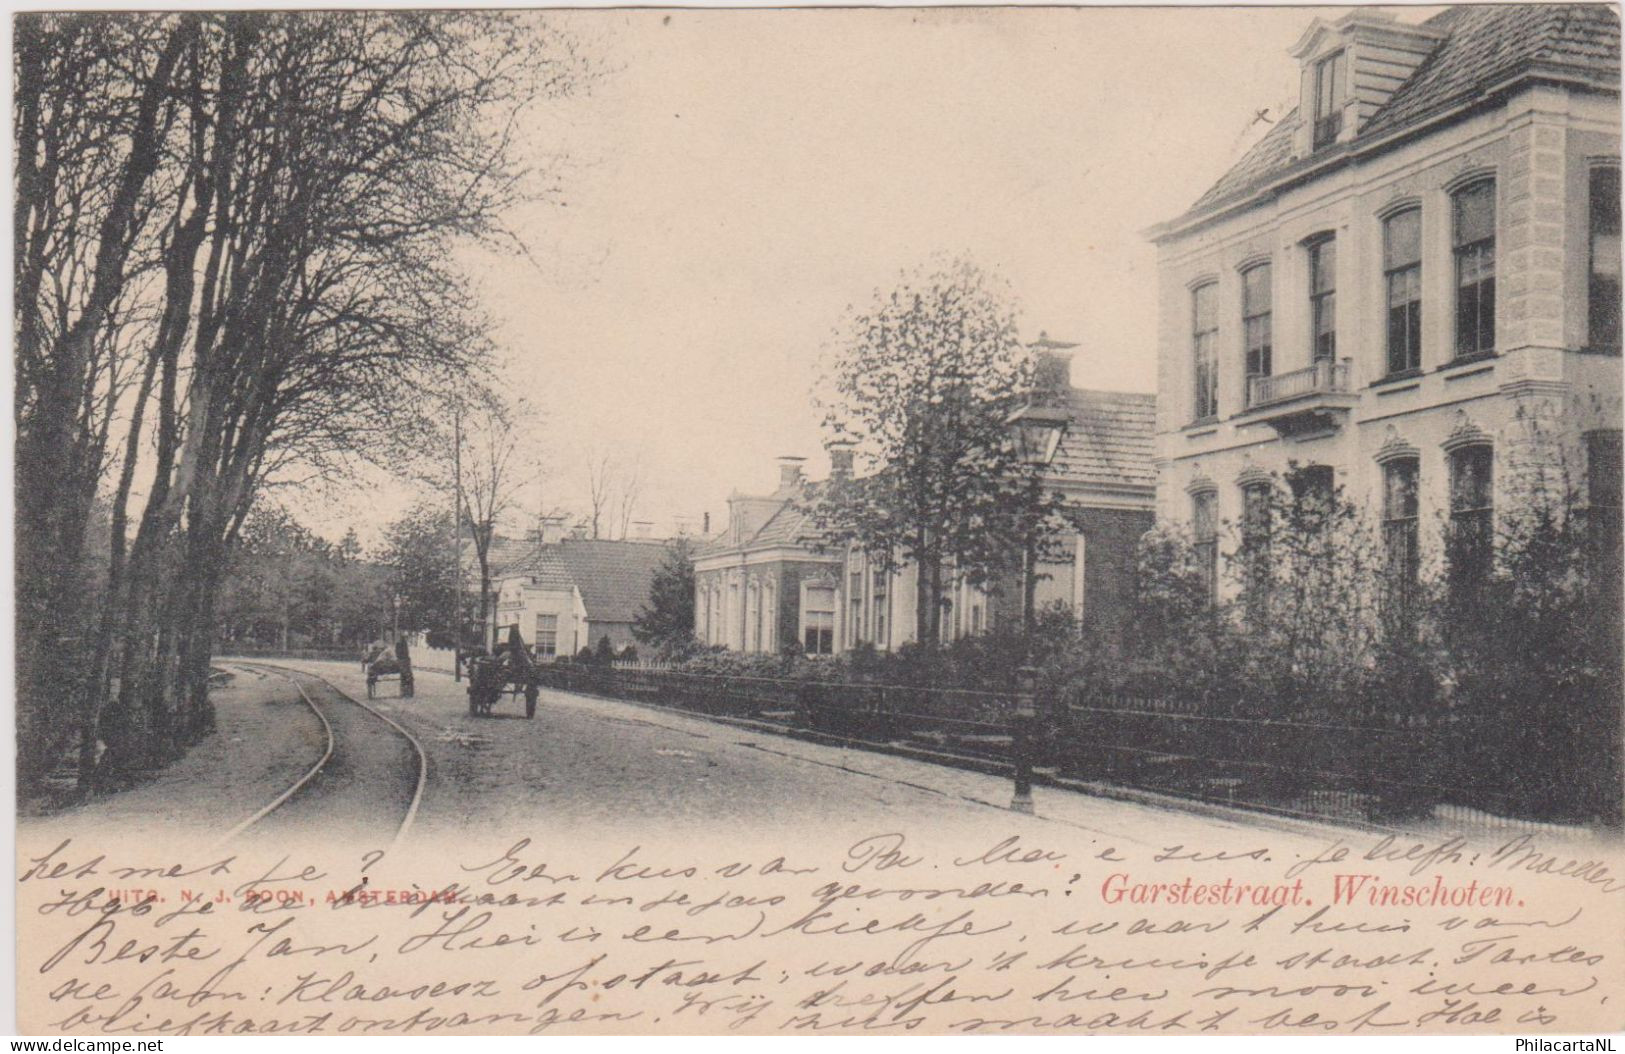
[837,341,1156,651]
[692,458,842,654]
[695,338,1156,655]
[1146,4,1621,600]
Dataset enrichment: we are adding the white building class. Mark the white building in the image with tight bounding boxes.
[1146,5,1621,599]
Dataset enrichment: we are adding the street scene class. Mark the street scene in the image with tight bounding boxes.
[11,4,1625,1038]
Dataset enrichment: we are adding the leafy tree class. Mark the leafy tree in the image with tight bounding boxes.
[216,505,389,648]
[811,258,1063,646]
[381,503,463,643]
[632,538,696,648]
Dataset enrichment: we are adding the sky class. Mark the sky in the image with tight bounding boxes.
[304,5,1436,546]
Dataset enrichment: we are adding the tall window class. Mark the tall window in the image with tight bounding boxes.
[1191,283,1218,420]
[1290,464,1336,522]
[746,582,760,651]
[1588,431,1622,597]
[1382,457,1420,595]
[1313,51,1345,149]
[1590,165,1621,352]
[1242,264,1273,395]
[1192,490,1219,604]
[1453,181,1496,358]
[848,568,864,646]
[803,585,835,655]
[534,613,558,658]
[872,574,888,648]
[1308,236,1337,363]
[1448,444,1494,588]
[1241,482,1272,552]
[1240,481,1272,607]
[1384,208,1423,375]
[762,582,775,652]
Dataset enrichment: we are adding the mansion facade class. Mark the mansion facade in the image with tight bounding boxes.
[1147,5,1622,598]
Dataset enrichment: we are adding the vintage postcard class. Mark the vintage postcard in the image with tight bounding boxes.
[12,3,1624,1039]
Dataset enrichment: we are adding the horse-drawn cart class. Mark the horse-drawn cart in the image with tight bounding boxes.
[364,639,415,699]
[466,625,540,718]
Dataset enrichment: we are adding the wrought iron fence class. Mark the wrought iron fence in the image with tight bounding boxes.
[529,662,1616,834]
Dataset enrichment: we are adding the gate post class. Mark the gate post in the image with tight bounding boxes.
[1010,665,1039,814]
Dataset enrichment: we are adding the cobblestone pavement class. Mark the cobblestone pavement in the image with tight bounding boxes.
[268,661,1344,859]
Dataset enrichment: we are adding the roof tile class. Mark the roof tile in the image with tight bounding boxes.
[1179,4,1620,226]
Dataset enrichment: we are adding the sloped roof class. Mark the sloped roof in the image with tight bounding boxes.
[750,481,831,549]
[694,481,834,559]
[553,539,671,624]
[476,534,539,581]
[503,544,575,592]
[1049,389,1157,492]
[1362,4,1619,139]
[1187,108,1303,216]
[1177,4,1620,227]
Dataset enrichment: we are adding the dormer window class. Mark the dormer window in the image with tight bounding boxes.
[1313,51,1346,149]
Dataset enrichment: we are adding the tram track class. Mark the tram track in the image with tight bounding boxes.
[211,662,428,853]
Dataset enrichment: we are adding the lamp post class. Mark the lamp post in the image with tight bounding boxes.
[1004,385,1069,816]
[1005,398,1070,632]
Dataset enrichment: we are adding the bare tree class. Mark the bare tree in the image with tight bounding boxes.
[615,453,645,540]
[585,450,615,540]
[453,397,535,649]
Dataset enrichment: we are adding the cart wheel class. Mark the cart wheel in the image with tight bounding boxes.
[525,687,538,719]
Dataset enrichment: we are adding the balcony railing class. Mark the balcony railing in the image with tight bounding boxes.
[1313,112,1342,150]
[1247,358,1351,410]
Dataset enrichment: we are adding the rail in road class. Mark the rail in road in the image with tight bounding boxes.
[213,662,427,853]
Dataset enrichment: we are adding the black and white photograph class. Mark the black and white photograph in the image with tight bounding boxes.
[11,2,1625,1038]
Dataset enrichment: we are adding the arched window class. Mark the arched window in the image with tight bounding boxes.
[1191,283,1219,420]
[1448,444,1494,588]
[1453,181,1496,358]
[1307,235,1337,364]
[1191,489,1219,605]
[1382,456,1420,594]
[1242,264,1273,399]
[1384,208,1423,375]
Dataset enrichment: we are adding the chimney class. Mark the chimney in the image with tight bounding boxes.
[1029,331,1078,403]
[827,440,856,482]
[703,511,711,535]
[776,456,806,493]
[538,514,568,545]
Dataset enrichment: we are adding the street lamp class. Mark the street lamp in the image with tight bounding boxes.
[1007,401,1070,470]
[1004,389,1069,817]
[1005,398,1070,632]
